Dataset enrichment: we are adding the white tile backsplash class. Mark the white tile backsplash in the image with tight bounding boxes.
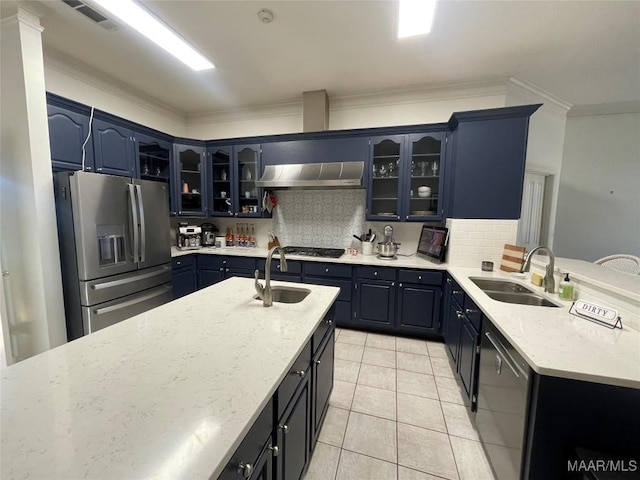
[446,218,519,268]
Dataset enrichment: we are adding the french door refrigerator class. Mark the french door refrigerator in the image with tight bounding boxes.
[54,171,172,340]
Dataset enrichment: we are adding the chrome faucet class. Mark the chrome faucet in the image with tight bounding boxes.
[520,246,556,293]
[254,246,288,307]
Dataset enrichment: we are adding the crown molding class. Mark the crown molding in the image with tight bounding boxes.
[187,101,302,126]
[43,46,187,125]
[1,4,43,32]
[567,101,640,117]
[506,77,572,115]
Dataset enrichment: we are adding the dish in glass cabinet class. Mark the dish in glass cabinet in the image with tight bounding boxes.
[377,212,396,216]
[412,210,435,215]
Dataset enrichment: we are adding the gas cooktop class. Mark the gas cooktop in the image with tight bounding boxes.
[282,246,345,259]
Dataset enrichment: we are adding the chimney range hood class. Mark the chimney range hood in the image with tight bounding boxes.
[256,161,364,189]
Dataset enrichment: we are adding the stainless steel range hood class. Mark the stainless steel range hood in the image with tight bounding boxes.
[256,161,364,189]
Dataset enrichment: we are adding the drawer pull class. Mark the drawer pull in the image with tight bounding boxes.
[453,290,462,295]
[176,261,181,266]
[326,318,334,325]
[291,369,306,378]
[237,462,253,478]
[465,308,477,314]
[280,424,289,434]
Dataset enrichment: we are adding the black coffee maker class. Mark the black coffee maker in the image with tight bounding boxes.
[200,223,218,247]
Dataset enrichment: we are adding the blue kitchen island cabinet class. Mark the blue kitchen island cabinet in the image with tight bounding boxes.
[447,104,541,219]
[47,104,95,172]
[92,119,136,177]
[395,269,443,335]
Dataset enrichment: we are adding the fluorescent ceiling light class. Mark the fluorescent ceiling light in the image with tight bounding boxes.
[92,0,214,71]
[398,0,437,38]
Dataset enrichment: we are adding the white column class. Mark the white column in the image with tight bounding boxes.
[0,5,67,364]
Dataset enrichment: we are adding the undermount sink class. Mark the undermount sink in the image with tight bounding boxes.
[254,286,311,304]
[470,277,560,308]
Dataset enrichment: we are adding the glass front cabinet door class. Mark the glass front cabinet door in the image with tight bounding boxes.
[234,144,262,218]
[403,132,447,221]
[136,133,173,213]
[175,144,206,216]
[207,145,234,217]
[367,135,404,221]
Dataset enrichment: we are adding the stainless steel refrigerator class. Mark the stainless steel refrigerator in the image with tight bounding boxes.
[54,171,172,340]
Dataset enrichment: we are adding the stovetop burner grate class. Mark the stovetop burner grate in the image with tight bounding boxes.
[282,246,345,259]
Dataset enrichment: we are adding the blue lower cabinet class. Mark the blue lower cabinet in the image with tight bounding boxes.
[396,283,441,335]
[198,267,224,289]
[458,316,480,406]
[311,330,334,447]
[277,378,310,480]
[354,278,395,328]
[172,256,196,299]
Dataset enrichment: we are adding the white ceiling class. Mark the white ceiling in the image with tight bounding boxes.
[24,0,640,115]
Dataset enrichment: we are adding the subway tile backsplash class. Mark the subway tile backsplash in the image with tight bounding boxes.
[445,218,519,267]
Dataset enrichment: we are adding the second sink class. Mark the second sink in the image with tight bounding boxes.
[469,277,560,308]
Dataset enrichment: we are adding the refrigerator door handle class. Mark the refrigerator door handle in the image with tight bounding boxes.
[92,285,171,315]
[136,184,146,263]
[128,184,140,262]
[90,265,171,290]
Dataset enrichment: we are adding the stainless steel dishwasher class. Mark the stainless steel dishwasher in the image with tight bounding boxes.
[475,321,532,480]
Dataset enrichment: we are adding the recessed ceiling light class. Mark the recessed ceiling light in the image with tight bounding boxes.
[91,0,215,71]
[398,0,437,39]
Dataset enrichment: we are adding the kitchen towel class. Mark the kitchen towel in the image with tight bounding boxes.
[500,244,526,272]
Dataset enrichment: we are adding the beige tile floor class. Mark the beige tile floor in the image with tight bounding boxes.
[303,328,497,480]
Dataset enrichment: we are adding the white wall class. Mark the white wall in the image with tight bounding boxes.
[553,109,640,261]
[505,79,569,249]
[187,81,507,139]
[43,48,188,137]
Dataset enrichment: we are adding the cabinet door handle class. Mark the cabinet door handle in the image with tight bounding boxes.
[279,424,289,434]
[176,261,181,266]
[325,318,333,325]
[405,216,409,220]
[447,278,452,284]
[453,290,462,294]
[457,311,464,319]
[465,308,477,314]
[237,462,253,478]
[219,267,224,271]
[291,369,305,377]
[268,444,279,457]
[391,282,395,286]
[226,268,229,272]
[399,283,403,287]
[314,360,321,365]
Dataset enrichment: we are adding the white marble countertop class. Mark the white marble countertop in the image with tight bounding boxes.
[448,268,640,389]
[172,248,640,388]
[173,246,447,270]
[1,278,340,480]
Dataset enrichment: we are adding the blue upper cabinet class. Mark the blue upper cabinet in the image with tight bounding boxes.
[366,131,448,222]
[206,145,234,217]
[448,105,541,219]
[403,132,448,221]
[174,143,206,216]
[367,135,405,221]
[234,144,262,218]
[92,119,136,177]
[261,137,368,166]
[47,105,94,172]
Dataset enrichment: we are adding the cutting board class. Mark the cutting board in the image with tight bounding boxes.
[500,244,526,272]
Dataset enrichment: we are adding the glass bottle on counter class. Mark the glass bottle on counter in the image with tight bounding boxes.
[249,224,256,248]
[226,227,234,247]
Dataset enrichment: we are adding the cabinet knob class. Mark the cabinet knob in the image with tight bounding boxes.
[418,275,422,280]
[326,318,333,325]
[391,282,395,286]
[465,308,476,314]
[237,462,253,478]
[314,360,321,365]
[325,268,329,273]
[219,267,224,271]
[97,167,103,172]
[85,167,92,171]
[399,283,403,287]
[176,261,181,266]
[453,290,462,295]
[268,444,279,457]
[447,278,452,284]
[279,424,289,434]
[457,311,464,319]
[374,271,378,276]
[406,216,409,220]
[291,369,305,378]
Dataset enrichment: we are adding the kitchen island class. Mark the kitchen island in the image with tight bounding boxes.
[1,277,340,480]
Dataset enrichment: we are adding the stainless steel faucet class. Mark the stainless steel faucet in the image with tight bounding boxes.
[520,246,556,293]
[254,246,288,307]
